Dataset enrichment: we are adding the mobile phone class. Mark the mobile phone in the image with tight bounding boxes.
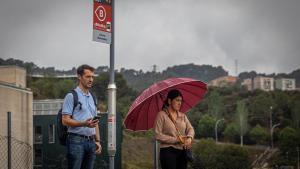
[93,115,101,121]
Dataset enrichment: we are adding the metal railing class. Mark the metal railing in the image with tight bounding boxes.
[0,135,33,169]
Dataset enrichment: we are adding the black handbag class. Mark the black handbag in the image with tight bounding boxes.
[184,148,194,162]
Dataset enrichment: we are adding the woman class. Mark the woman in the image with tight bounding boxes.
[154,89,195,169]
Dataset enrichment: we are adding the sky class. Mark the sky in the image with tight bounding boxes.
[0,0,300,75]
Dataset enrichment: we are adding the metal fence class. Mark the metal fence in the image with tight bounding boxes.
[0,135,33,169]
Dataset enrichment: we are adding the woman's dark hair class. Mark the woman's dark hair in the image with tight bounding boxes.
[162,89,183,109]
[77,64,95,76]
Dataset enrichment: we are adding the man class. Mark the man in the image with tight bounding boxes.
[62,64,101,169]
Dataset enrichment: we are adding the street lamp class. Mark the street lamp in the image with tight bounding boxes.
[271,123,280,148]
[270,106,273,135]
[215,118,225,143]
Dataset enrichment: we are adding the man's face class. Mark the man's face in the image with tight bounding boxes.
[78,69,94,89]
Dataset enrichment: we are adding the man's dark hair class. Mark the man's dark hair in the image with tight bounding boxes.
[77,64,95,76]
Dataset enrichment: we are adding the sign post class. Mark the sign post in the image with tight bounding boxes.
[93,0,116,168]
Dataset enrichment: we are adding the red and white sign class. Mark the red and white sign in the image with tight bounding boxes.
[93,0,112,44]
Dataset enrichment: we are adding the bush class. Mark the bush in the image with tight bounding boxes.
[192,139,250,169]
[196,115,216,138]
[275,126,300,167]
[249,124,269,144]
[192,139,218,169]
[224,122,239,143]
[215,144,250,169]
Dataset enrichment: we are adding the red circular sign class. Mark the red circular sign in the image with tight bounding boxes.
[95,6,106,22]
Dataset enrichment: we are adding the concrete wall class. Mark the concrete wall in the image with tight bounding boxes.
[0,66,26,88]
[0,66,33,169]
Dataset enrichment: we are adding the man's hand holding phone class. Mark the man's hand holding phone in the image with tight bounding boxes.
[85,115,100,128]
[92,115,101,121]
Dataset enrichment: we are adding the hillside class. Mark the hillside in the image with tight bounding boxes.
[121,64,228,91]
[1,58,299,91]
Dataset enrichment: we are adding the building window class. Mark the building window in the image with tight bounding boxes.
[34,147,43,167]
[285,80,292,89]
[263,79,271,90]
[34,126,42,144]
[48,124,55,143]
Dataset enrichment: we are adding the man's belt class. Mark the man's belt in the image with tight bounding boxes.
[68,133,95,140]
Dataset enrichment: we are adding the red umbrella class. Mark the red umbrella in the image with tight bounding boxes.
[124,77,207,131]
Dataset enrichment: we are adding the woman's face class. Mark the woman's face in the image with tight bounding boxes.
[168,96,183,111]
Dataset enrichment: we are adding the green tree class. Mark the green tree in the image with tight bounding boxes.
[92,72,137,117]
[53,79,75,98]
[248,93,274,127]
[236,100,249,146]
[272,90,293,127]
[277,127,300,167]
[28,77,76,99]
[186,110,202,132]
[196,114,216,138]
[291,100,300,129]
[207,89,224,119]
[249,124,269,144]
[224,122,239,143]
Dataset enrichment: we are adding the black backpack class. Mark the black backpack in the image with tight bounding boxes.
[57,89,97,146]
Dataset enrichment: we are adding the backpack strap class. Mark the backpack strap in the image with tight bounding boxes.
[69,89,78,114]
[90,92,97,107]
[69,89,97,113]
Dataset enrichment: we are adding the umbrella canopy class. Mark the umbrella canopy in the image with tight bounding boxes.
[124,77,207,131]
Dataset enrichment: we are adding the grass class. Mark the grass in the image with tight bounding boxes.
[122,132,154,169]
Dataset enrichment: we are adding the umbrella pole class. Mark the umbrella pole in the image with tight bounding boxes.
[154,140,159,169]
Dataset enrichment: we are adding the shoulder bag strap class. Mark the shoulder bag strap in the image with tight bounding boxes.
[163,108,185,144]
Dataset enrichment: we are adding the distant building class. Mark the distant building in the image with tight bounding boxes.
[33,99,64,115]
[253,76,274,91]
[241,78,253,91]
[275,78,296,91]
[0,66,33,169]
[33,99,64,169]
[208,76,237,87]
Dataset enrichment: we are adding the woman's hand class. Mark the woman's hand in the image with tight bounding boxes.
[177,135,185,144]
[184,137,192,149]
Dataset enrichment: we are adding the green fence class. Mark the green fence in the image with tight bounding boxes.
[33,113,122,169]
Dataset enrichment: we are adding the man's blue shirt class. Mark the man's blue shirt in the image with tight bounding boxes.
[62,87,97,136]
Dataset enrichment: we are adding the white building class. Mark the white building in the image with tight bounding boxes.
[253,76,274,91]
[33,99,63,115]
[275,78,296,91]
[241,78,253,91]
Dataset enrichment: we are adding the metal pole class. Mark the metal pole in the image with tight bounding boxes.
[108,0,116,168]
[154,140,159,169]
[297,147,299,169]
[109,0,115,85]
[269,106,273,147]
[215,118,224,143]
[271,123,280,149]
[7,112,11,169]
